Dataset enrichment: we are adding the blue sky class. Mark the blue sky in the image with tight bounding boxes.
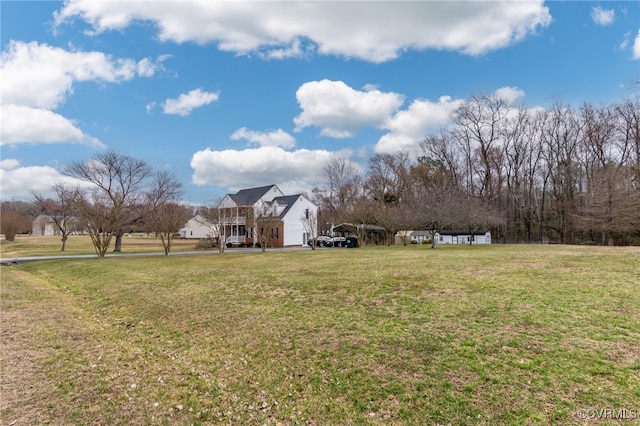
[1,1,639,205]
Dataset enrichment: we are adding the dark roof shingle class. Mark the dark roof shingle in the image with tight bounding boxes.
[228,184,277,206]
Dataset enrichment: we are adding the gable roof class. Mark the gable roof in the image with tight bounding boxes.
[228,184,277,206]
[271,194,301,219]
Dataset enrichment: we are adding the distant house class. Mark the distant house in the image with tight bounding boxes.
[32,215,59,236]
[410,230,431,244]
[435,230,492,245]
[394,230,433,245]
[218,184,318,247]
[179,215,215,239]
[31,215,84,236]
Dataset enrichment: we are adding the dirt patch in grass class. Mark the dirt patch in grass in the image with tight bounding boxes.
[1,270,91,424]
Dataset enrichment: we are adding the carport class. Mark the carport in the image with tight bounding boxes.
[330,223,385,246]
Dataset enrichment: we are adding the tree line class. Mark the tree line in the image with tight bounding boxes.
[314,97,640,246]
[2,96,638,252]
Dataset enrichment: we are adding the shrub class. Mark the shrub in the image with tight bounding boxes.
[196,238,216,250]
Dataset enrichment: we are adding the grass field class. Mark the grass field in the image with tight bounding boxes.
[1,239,639,425]
[0,234,201,259]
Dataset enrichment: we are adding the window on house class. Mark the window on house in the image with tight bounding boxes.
[305,208,309,219]
[439,236,443,242]
[272,227,279,239]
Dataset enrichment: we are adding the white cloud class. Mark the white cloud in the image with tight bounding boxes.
[0,160,88,200]
[190,146,339,194]
[0,159,20,170]
[145,101,157,114]
[231,128,296,149]
[137,56,167,77]
[591,6,615,26]
[633,30,640,60]
[0,40,163,148]
[54,1,551,63]
[259,39,308,60]
[0,105,105,147]
[0,40,163,109]
[294,80,404,138]
[374,87,525,154]
[375,96,463,154]
[161,88,219,116]
[493,86,526,104]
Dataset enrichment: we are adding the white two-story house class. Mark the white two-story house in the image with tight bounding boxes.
[217,184,317,247]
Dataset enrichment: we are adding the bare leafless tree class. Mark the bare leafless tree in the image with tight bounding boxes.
[148,202,191,255]
[366,152,412,205]
[614,98,640,186]
[317,156,363,227]
[300,207,318,250]
[539,103,584,243]
[454,195,505,245]
[450,94,510,200]
[65,150,153,257]
[71,187,118,257]
[576,163,640,245]
[198,206,224,253]
[32,183,79,251]
[411,185,463,248]
[0,202,33,242]
[500,107,545,242]
[256,213,281,252]
[144,171,187,255]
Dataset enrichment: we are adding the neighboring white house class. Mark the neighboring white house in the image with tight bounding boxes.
[410,230,432,244]
[32,215,59,236]
[435,230,492,245]
[32,215,84,236]
[179,215,216,239]
[217,184,318,247]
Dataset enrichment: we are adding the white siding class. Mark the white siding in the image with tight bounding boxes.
[282,196,318,246]
[179,215,216,239]
[32,215,58,236]
[435,232,492,245]
[218,195,237,208]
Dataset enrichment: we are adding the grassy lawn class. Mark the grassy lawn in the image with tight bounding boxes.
[1,244,639,425]
[0,234,203,258]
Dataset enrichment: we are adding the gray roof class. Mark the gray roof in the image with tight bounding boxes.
[438,230,489,235]
[332,223,385,233]
[410,230,431,237]
[228,184,277,206]
[271,194,301,219]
